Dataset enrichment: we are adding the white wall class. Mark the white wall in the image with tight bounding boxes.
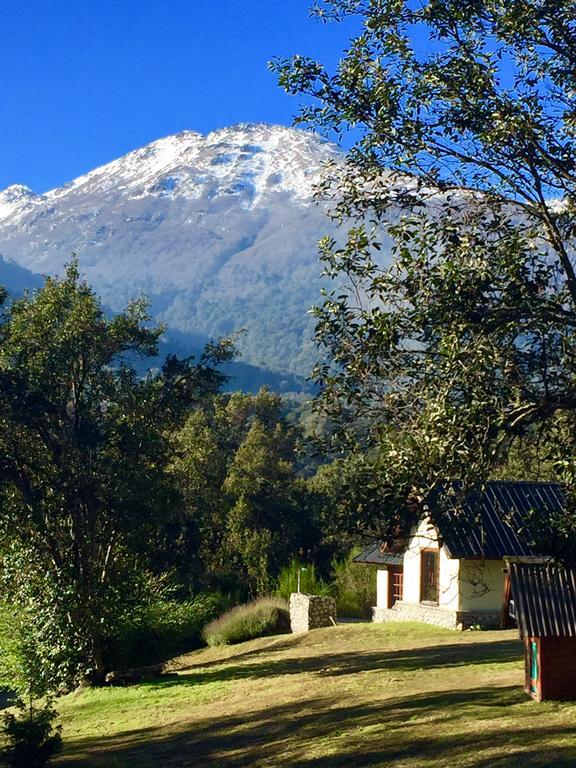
[399,517,506,613]
[402,516,459,608]
[458,559,506,612]
[376,569,389,608]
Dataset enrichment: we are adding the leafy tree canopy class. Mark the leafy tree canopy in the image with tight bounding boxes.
[171,389,324,596]
[272,0,576,546]
[0,262,232,686]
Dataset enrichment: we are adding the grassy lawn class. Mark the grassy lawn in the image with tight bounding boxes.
[53,622,576,767]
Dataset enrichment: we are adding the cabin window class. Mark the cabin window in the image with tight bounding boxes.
[421,550,440,604]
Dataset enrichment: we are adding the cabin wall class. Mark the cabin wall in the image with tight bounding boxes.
[376,569,389,609]
[458,559,506,613]
[439,549,460,609]
[539,637,576,701]
[402,517,459,608]
[375,517,502,629]
[402,517,438,604]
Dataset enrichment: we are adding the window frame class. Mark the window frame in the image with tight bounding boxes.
[388,565,404,607]
[420,548,440,605]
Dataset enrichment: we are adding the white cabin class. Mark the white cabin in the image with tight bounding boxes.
[355,481,564,630]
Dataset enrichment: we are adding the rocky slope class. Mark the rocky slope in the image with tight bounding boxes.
[0,124,345,390]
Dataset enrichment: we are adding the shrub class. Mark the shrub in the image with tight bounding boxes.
[276,558,332,601]
[2,697,62,768]
[202,598,290,646]
[106,593,227,669]
[331,550,377,619]
[0,604,23,693]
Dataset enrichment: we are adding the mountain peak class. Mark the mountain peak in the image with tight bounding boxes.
[0,184,43,222]
[42,123,341,208]
[0,183,38,200]
[0,123,347,387]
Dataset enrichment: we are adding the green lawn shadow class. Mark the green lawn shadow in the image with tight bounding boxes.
[59,684,576,768]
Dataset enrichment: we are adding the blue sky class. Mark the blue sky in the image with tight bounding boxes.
[0,1,355,193]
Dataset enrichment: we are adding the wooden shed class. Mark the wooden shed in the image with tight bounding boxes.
[509,563,576,702]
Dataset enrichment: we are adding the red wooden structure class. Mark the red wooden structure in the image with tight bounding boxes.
[509,563,576,702]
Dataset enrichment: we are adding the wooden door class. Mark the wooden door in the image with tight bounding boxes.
[388,566,403,607]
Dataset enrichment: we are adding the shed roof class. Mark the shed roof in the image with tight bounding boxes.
[353,541,403,566]
[509,563,576,638]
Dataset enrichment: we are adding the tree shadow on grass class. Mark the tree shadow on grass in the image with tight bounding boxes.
[173,633,303,672]
[58,685,576,768]
[139,639,523,691]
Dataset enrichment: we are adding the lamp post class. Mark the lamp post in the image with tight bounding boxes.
[297,567,308,594]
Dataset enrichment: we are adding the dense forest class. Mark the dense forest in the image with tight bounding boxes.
[0,263,378,703]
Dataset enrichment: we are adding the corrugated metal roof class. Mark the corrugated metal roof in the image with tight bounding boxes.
[509,563,576,638]
[355,481,564,566]
[353,541,404,565]
[431,481,565,559]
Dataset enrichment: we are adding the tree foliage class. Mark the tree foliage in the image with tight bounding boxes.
[171,389,323,596]
[0,263,231,685]
[272,0,576,544]
[2,696,62,768]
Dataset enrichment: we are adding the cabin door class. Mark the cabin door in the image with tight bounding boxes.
[388,566,404,607]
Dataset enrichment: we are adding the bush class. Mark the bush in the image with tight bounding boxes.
[202,598,290,646]
[276,558,331,601]
[331,550,377,619]
[0,604,23,693]
[106,593,227,669]
[2,697,62,768]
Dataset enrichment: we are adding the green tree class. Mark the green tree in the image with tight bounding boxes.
[272,1,576,545]
[0,263,231,686]
[172,389,322,595]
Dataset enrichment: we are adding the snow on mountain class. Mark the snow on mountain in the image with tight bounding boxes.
[42,124,337,208]
[0,124,345,386]
[0,184,45,222]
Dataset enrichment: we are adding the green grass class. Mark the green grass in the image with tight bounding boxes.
[49,622,576,767]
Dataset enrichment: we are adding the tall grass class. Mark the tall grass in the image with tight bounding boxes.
[202,598,290,647]
[276,558,332,600]
[331,550,377,618]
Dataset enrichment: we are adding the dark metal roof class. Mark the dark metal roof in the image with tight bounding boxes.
[353,541,403,566]
[430,481,565,559]
[509,563,576,638]
[356,481,564,565]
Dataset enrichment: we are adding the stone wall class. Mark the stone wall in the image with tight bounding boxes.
[372,601,501,631]
[289,593,337,633]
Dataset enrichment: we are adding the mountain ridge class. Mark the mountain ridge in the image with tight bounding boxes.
[0,124,345,387]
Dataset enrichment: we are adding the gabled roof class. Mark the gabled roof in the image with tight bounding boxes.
[431,481,564,559]
[353,541,403,566]
[509,563,576,638]
[355,480,565,563]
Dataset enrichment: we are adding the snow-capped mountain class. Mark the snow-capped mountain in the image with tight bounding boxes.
[0,124,344,388]
[0,184,45,222]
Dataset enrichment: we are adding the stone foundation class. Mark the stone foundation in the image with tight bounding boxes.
[289,593,337,633]
[372,601,501,631]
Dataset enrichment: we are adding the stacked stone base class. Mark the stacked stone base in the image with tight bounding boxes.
[290,593,337,633]
[372,601,501,630]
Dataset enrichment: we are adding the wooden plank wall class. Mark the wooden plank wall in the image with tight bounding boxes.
[540,637,576,701]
